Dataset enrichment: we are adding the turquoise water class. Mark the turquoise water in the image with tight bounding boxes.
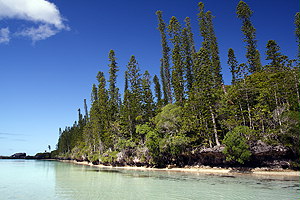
[0,159,299,200]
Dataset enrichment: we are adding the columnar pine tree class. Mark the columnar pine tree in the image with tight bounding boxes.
[108,50,120,121]
[198,2,223,87]
[198,2,209,50]
[121,56,142,139]
[84,99,89,121]
[191,48,220,146]
[153,75,162,108]
[227,48,239,84]
[265,40,287,71]
[182,17,195,93]
[91,84,98,102]
[295,12,300,63]
[156,10,172,104]
[184,17,196,54]
[85,72,110,155]
[206,11,223,86]
[124,71,129,92]
[141,70,154,121]
[159,59,166,103]
[236,0,262,73]
[168,16,184,105]
[95,71,110,151]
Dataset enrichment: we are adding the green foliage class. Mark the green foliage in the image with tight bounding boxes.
[35,152,51,159]
[115,138,136,152]
[136,124,153,140]
[182,17,195,93]
[156,10,172,104]
[141,71,154,122]
[236,0,262,72]
[265,40,288,71]
[159,134,190,158]
[153,75,162,108]
[100,151,118,164]
[108,49,120,121]
[228,48,238,84]
[198,2,223,86]
[55,3,299,169]
[223,126,252,164]
[153,104,182,135]
[145,130,161,164]
[276,111,300,157]
[88,153,100,163]
[50,150,59,158]
[295,12,300,62]
[168,16,184,105]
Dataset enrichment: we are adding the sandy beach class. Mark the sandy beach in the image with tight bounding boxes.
[59,160,300,179]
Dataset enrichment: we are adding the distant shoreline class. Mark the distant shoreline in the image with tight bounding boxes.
[59,159,300,179]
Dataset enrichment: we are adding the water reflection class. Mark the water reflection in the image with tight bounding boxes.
[53,161,299,200]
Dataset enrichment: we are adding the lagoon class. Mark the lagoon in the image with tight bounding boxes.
[0,159,298,200]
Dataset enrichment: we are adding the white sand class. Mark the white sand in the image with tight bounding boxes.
[59,160,299,178]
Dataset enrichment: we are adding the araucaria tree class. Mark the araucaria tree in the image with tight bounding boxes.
[295,12,300,63]
[156,10,172,104]
[198,2,223,87]
[168,16,185,105]
[227,48,239,84]
[182,17,195,93]
[188,48,220,146]
[121,55,142,139]
[108,50,120,121]
[236,0,262,73]
[153,75,162,108]
[265,40,287,71]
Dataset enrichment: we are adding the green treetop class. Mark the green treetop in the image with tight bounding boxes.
[156,10,172,104]
[182,17,195,94]
[198,2,223,87]
[168,16,184,105]
[236,0,262,73]
[153,75,162,108]
[108,50,120,121]
[265,40,288,71]
[227,48,239,84]
[295,12,300,63]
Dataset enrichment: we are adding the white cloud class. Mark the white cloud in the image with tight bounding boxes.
[17,24,57,42]
[0,0,68,43]
[0,27,10,44]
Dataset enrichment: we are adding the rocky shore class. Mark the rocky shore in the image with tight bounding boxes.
[60,159,299,179]
[0,152,51,159]
[53,140,300,180]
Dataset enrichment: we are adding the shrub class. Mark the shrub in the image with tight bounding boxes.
[223,126,252,164]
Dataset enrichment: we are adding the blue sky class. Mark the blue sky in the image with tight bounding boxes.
[0,0,298,156]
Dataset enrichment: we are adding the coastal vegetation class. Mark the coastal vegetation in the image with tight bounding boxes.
[55,1,299,168]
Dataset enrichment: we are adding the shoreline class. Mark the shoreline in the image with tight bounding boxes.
[59,160,300,178]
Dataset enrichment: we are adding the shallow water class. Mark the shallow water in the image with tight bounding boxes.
[0,159,299,200]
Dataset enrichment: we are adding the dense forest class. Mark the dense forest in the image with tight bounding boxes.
[55,1,300,168]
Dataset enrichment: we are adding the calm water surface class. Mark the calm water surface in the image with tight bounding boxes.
[0,159,299,200]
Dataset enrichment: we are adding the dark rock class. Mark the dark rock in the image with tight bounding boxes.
[247,140,294,168]
[11,153,26,159]
[182,145,227,167]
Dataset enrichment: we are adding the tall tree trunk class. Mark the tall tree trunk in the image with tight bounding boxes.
[239,103,246,126]
[209,105,220,146]
[292,70,300,107]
